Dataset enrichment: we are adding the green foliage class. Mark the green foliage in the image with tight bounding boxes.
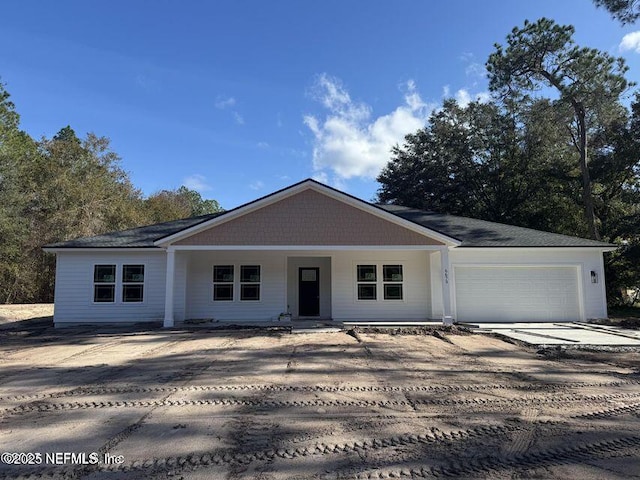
[486,17,632,240]
[594,0,640,24]
[0,82,223,303]
[144,186,223,224]
[378,99,582,233]
[377,90,639,308]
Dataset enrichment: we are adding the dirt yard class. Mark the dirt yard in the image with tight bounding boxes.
[0,306,639,479]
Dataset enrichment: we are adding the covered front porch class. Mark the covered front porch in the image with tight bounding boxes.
[162,247,454,327]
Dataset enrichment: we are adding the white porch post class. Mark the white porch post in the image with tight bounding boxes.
[440,247,454,325]
[164,247,176,328]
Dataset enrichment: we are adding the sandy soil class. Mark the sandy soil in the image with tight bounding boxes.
[0,312,638,479]
[0,304,53,326]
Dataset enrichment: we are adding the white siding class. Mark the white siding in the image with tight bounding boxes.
[331,250,431,321]
[185,251,287,321]
[53,251,166,325]
[183,249,432,322]
[448,249,608,321]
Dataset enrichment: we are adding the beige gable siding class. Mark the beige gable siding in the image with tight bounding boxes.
[175,190,444,246]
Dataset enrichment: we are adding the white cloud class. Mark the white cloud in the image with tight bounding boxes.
[465,62,486,78]
[249,180,265,190]
[620,31,640,53]
[233,112,245,125]
[183,174,212,192]
[304,74,435,181]
[257,141,269,149]
[445,88,491,107]
[215,95,236,109]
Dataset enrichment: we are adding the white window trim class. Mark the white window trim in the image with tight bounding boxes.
[122,264,145,303]
[211,264,263,303]
[240,264,262,302]
[92,264,116,304]
[354,262,406,303]
[212,265,235,302]
[91,262,147,306]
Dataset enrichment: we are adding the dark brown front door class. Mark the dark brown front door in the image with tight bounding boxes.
[299,268,320,316]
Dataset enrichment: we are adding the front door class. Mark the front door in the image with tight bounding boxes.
[298,267,320,316]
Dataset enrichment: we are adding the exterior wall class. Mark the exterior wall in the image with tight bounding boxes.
[447,248,608,320]
[53,251,166,325]
[182,249,432,322]
[184,251,287,321]
[287,256,332,318]
[175,190,444,246]
[330,250,431,321]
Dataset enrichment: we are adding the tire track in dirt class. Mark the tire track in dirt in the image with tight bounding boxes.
[2,402,638,479]
[58,335,241,480]
[6,422,639,479]
[0,422,529,478]
[5,392,639,416]
[2,378,637,403]
[352,435,640,479]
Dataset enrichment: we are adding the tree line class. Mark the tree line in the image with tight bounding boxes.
[377,17,639,306]
[0,86,222,303]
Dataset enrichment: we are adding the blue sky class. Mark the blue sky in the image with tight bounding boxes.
[2,0,639,209]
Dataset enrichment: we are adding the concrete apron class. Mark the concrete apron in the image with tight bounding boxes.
[464,322,640,346]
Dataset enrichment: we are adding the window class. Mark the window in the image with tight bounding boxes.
[123,265,144,302]
[357,265,377,300]
[240,265,260,301]
[213,265,234,301]
[383,265,403,300]
[94,265,115,302]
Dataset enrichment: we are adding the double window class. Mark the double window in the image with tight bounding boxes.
[356,264,403,301]
[213,265,260,301]
[93,264,144,303]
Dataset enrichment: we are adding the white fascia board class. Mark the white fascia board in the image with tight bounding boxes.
[171,245,445,251]
[456,246,616,253]
[154,180,460,247]
[42,247,164,254]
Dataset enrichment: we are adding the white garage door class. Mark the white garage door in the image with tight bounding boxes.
[454,266,581,322]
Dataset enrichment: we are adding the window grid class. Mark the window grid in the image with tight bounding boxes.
[357,265,377,300]
[213,265,234,301]
[383,265,403,300]
[94,265,116,303]
[240,265,261,301]
[122,265,144,303]
[356,264,404,301]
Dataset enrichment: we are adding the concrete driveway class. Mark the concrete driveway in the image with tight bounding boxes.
[469,322,640,346]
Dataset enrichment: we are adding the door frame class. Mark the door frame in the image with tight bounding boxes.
[298,267,320,317]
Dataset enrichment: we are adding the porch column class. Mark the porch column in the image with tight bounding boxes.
[440,247,454,324]
[163,247,176,328]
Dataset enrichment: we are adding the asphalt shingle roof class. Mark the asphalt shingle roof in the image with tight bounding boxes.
[44,189,613,250]
[44,213,223,248]
[376,204,613,248]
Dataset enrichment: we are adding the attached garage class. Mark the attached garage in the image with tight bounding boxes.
[453,265,582,322]
[45,179,614,327]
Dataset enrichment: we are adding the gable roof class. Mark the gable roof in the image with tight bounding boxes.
[44,179,615,250]
[378,205,614,248]
[154,179,458,247]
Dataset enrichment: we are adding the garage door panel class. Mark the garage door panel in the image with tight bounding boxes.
[454,266,580,322]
